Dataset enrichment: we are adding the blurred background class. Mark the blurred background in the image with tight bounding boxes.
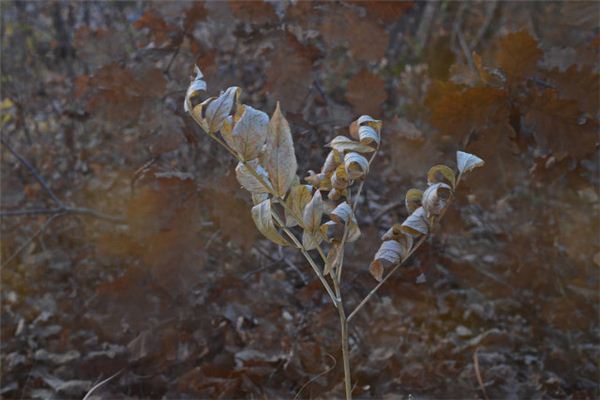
[1,1,598,398]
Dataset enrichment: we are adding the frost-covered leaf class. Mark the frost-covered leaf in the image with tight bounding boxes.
[231,105,269,160]
[235,160,272,194]
[184,65,206,113]
[457,151,485,174]
[303,190,323,234]
[405,188,423,214]
[251,199,289,246]
[422,182,452,217]
[400,206,429,236]
[344,152,369,180]
[265,102,297,197]
[327,136,375,154]
[427,164,456,188]
[285,184,312,227]
[320,220,344,242]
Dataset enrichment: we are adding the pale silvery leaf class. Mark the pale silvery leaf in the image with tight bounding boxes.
[357,115,382,131]
[330,202,352,223]
[457,151,485,174]
[344,152,369,180]
[303,190,323,234]
[205,86,240,134]
[346,217,361,243]
[232,105,269,161]
[284,184,312,227]
[235,160,272,194]
[427,164,456,188]
[400,206,429,236]
[422,182,452,217]
[327,136,375,154]
[251,199,289,246]
[358,125,380,146]
[184,65,206,113]
[374,240,403,264]
[265,102,297,197]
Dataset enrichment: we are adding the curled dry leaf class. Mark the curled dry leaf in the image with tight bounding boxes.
[322,150,343,175]
[284,184,312,227]
[457,151,485,174]
[303,190,323,234]
[206,86,240,134]
[184,65,206,113]
[401,206,429,236]
[251,199,289,246]
[235,160,272,194]
[252,192,269,205]
[381,224,413,253]
[328,188,344,201]
[357,115,382,147]
[327,135,375,154]
[331,202,352,224]
[405,188,423,214]
[422,182,452,217]
[320,220,344,243]
[427,164,456,188]
[344,152,369,180]
[369,240,404,281]
[265,102,298,197]
[331,164,349,190]
[230,105,269,161]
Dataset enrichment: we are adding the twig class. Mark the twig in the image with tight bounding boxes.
[1,137,62,205]
[473,348,490,400]
[293,354,336,400]
[372,200,403,222]
[470,1,498,50]
[82,368,124,400]
[1,213,63,268]
[347,235,427,322]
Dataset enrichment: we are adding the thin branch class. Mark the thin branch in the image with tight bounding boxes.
[1,137,62,206]
[347,235,427,322]
[1,213,64,268]
[473,348,490,400]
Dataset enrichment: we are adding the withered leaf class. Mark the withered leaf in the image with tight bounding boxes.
[381,224,414,254]
[344,152,369,180]
[330,202,352,224]
[184,65,206,113]
[427,164,456,188]
[206,86,240,134]
[265,102,298,197]
[303,190,323,234]
[231,105,269,161]
[324,243,340,276]
[405,188,423,214]
[401,206,429,236]
[235,160,272,194]
[422,182,452,217]
[251,199,289,246]
[331,164,349,190]
[285,184,312,227]
[457,151,485,174]
[327,136,375,154]
[322,150,343,175]
[495,30,542,84]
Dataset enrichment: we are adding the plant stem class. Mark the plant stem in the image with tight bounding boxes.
[332,277,352,400]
